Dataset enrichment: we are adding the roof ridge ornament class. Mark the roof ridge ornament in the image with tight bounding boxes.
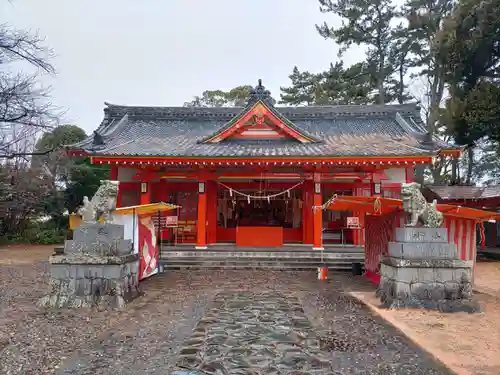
[92,130,105,146]
[248,79,273,107]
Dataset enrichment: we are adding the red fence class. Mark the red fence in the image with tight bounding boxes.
[364,211,402,284]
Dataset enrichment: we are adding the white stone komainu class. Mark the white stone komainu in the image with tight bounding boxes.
[76,180,120,224]
[400,182,444,228]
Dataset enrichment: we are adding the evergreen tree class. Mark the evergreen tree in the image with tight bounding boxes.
[279,62,376,105]
[317,0,401,104]
[184,85,276,107]
[436,0,500,183]
[396,0,458,184]
[279,67,321,105]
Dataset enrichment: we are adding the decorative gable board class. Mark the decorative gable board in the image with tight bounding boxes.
[230,119,288,139]
[203,101,314,143]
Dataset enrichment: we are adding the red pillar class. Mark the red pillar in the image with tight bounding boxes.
[196,180,208,249]
[140,181,150,205]
[352,187,366,246]
[302,181,313,244]
[313,176,323,250]
[405,166,415,183]
[111,166,118,180]
[206,181,217,244]
[357,213,365,246]
[111,166,121,207]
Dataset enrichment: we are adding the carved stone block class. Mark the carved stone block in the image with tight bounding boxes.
[388,241,458,259]
[395,228,448,243]
[377,227,481,313]
[39,223,141,310]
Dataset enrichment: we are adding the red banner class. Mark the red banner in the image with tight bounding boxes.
[138,214,159,280]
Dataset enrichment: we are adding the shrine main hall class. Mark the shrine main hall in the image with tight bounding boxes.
[69,81,459,250]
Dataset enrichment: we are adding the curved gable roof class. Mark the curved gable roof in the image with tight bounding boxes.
[69,82,459,159]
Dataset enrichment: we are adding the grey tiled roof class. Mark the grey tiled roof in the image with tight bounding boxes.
[71,102,457,158]
[426,186,500,200]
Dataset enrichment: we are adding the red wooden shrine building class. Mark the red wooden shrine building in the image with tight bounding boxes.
[69,80,460,250]
[425,185,500,249]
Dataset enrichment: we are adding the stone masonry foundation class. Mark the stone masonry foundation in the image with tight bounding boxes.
[376,228,481,313]
[39,223,140,309]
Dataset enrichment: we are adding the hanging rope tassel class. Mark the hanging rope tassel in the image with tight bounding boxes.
[373,197,382,215]
[480,222,486,249]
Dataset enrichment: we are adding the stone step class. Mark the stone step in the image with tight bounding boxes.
[160,257,364,270]
[160,261,360,270]
[159,245,364,270]
[159,251,364,260]
[160,245,364,253]
[161,257,364,264]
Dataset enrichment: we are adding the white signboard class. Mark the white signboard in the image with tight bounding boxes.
[347,217,360,228]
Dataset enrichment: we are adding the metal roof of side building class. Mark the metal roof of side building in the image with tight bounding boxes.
[69,80,459,158]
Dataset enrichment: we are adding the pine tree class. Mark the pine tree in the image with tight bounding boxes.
[436,0,500,184]
[279,67,322,105]
[317,0,401,104]
[183,85,264,107]
[279,62,377,105]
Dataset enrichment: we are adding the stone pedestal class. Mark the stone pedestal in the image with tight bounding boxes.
[376,228,481,313]
[39,223,140,309]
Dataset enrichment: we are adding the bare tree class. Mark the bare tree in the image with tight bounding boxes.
[0,23,59,159]
[0,142,51,238]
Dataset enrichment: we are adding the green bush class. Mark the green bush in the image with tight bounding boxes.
[12,220,68,245]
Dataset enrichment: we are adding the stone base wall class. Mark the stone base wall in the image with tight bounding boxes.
[39,223,141,310]
[376,228,481,313]
[39,254,140,309]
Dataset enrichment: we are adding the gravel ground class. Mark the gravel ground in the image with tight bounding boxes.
[0,254,453,375]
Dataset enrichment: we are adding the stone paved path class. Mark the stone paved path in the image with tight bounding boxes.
[57,270,453,375]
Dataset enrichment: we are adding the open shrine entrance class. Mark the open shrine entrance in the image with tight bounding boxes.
[216,182,303,246]
[128,179,364,248]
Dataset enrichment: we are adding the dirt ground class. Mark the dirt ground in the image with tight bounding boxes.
[351,260,500,375]
[473,260,500,297]
[1,245,452,375]
[0,244,55,265]
[0,245,499,375]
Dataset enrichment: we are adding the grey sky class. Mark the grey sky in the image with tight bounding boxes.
[1,0,362,134]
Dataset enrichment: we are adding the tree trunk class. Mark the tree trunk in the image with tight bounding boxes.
[466,146,474,185]
[426,70,445,134]
[398,63,405,104]
[451,157,458,184]
[414,164,426,185]
[431,161,444,185]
